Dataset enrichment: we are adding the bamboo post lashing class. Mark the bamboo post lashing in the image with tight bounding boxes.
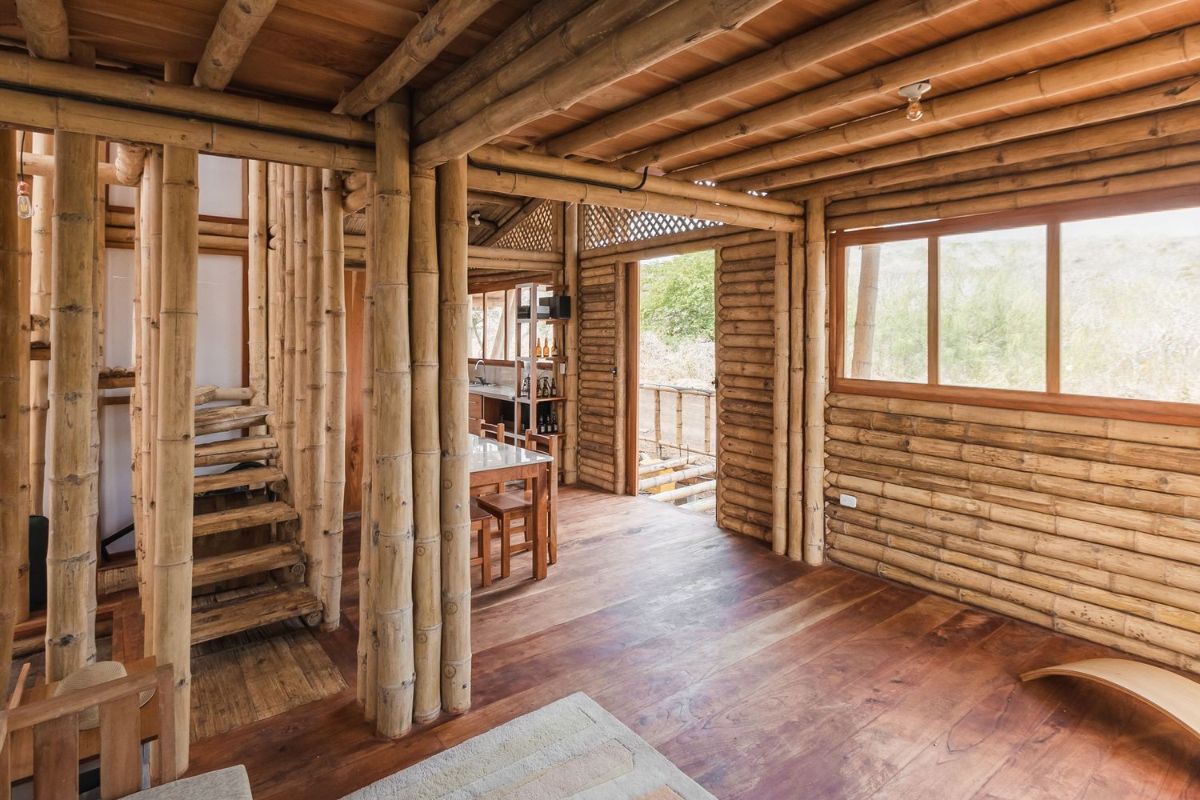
[770,232,789,555]
[438,156,471,714]
[0,127,20,688]
[320,168,345,630]
[153,60,199,776]
[373,101,416,738]
[849,244,880,378]
[410,166,443,723]
[357,178,377,715]
[28,133,51,520]
[803,200,825,565]
[45,124,97,681]
[302,166,327,597]
[411,0,785,168]
[247,160,268,418]
[138,151,162,627]
[562,202,579,485]
[194,0,278,91]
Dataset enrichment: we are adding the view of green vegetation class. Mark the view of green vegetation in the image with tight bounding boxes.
[639,251,716,390]
[843,206,1200,404]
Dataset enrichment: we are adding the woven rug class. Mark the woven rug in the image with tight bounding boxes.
[343,692,715,799]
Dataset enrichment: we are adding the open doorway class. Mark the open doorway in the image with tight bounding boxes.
[626,251,717,513]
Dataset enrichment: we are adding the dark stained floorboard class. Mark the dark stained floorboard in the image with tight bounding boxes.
[185,487,1200,798]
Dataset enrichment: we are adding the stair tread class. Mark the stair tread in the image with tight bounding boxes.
[192,542,303,586]
[191,584,320,645]
[194,404,271,435]
[194,465,285,495]
[194,434,279,467]
[193,501,297,537]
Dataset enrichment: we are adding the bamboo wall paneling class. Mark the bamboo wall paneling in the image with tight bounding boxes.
[248,160,268,418]
[410,166,442,723]
[563,202,580,485]
[438,156,471,715]
[575,258,622,493]
[373,101,416,737]
[803,199,827,566]
[153,59,199,776]
[0,127,19,689]
[45,122,97,682]
[28,133,51,520]
[412,0,787,168]
[321,168,346,630]
[302,167,327,597]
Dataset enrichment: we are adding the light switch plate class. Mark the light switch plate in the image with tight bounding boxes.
[839,493,858,509]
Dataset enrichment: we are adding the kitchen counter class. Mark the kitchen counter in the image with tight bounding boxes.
[469,383,516,402]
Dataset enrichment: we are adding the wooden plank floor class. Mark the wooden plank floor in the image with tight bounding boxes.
[186,487,1200,798]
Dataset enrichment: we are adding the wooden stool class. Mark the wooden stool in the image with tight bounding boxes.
[470,501,494,587]
[475,490,534,579]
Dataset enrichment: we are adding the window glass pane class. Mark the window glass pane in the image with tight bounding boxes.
[939,225,1046,391]
[468,294,484,359]
[1061,207,1200,403]
[844,239,927,383]
[484,291,506,359]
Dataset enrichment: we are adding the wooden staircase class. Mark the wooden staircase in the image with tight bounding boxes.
[189,390,321,644]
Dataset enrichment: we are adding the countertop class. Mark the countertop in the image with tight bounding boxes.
[469,383,516,401]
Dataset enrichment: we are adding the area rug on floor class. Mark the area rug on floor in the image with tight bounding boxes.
[343,692,716,799]
[189,621,346,742]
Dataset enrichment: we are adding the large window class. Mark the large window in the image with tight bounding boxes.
[468,289,520,361]
[834,195,1200,417]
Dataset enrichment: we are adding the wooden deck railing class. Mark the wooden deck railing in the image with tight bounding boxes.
[639,382,715,458]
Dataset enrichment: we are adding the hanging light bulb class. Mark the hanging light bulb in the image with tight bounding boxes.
[16,179,32,220]
[471,211,482,227]
[898,80,932,123]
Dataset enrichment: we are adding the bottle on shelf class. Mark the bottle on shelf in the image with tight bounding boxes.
[534,339,542,359]
[549,407,558,434]
[550,338,560,357]
[548,376,557,397]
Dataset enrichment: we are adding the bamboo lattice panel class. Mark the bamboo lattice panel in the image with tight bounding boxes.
[581,205,724,250]
[576,261,623,493]
[494,201,557,252]
[715,235,778,541]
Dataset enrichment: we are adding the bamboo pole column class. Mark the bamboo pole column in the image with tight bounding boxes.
[45,125,97,681]
[153,60,200,776]
[138,152,162,625]
[786,228,805,560]
[266,162,283,413]
[280,166,296,481]
[0,128,20,687]
[410,166,442,723]
[16,135,31,628]
[302,167,326,596]
[29,134,52,519]
[248,160,268,415]
[802,198,826,566]
[357,183,377,716]
[438,156,471,714]
[563,203,579,485]
[320,168,345,629]
[770,233,789,555]
[373,101,416,737]
[850,244,880,379]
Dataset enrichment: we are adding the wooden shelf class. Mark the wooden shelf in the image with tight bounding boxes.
[517,395,565,403]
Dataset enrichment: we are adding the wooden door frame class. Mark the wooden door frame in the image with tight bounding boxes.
[623,260,640,496]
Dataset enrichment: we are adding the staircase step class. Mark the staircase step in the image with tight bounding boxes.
[194,404,271,436]
[194,434,279,468]
[194,465,285,495]
[192,542,305,587]
[193,501,297,538]
[194,385,254,406]
[191,584,321,645]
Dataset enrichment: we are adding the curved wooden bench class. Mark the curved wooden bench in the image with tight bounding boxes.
[1021,657,1200,744]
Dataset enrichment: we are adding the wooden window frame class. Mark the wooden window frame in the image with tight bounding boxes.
[829,187,1200,427]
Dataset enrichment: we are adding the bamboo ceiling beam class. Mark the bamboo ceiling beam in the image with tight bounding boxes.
[194,0,277,91]
[0,51,373,145]
[469,167,802,231]
[614,0,1195,171]
[470,144,804,216]
[333,0,499,117]
[683,25,1200,183]
[416,0,670,142]
[412,0,785,169]
[0,85,374,171]
[542,0,973,157]
[780,97,1200,200]
[14,0,69,61]
[415,0,592,120]
[18,151,125,185]
[733,75,1200,193]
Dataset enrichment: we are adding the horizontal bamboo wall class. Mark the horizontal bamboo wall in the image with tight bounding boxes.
[824,392,1200,674]
[576,259,623,493]
[715,234,778,541]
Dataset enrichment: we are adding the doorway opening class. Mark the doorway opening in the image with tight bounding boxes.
[628,251,717,513]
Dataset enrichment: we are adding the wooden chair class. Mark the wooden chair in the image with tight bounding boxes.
[470,500,494,587]
[470,420,507,496]
[1,663,177,799]
[477,430,558,578]
[523,431,559,566]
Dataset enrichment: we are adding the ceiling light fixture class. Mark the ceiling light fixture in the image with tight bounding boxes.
[899,80,932,122]
[471,211,482,227]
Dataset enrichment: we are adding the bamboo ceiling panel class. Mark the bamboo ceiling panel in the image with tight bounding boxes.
[581,206,723,252]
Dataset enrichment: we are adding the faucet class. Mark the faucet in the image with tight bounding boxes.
[474,360,486,384]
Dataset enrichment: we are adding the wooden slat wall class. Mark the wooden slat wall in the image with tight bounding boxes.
[576,260,624,492]
[715,233,778,541]
[824,392,1200,674]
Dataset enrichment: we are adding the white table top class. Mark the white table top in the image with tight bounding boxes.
[469,433,553,473]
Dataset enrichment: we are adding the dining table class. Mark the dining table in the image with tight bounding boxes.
[468,433,553,580]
